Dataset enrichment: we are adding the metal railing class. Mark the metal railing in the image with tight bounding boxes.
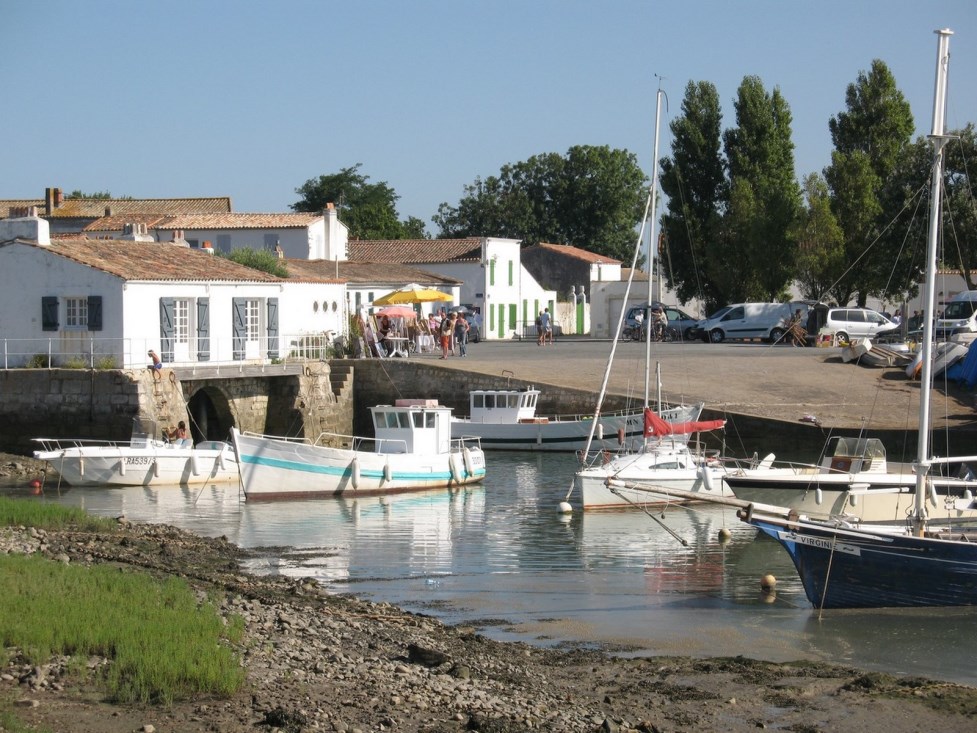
[0,332,344,371]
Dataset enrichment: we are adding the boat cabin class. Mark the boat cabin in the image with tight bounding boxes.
[821,437,887,473]
[371,399,454,454]
[467,388,542,424]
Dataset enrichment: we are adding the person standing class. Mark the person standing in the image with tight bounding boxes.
[439,312,455,359]
[540,308,553,346]
[536,311,544,345]
[454,312,470,357]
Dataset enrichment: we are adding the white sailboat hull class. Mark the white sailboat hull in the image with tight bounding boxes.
[576,442,732,510]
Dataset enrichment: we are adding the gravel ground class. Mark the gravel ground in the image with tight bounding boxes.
[2,451,977,732]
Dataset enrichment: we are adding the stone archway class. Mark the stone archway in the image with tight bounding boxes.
[185,386,235,443]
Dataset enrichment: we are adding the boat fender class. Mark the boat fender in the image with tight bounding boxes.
[965,489,974,502]
[849,492,858,507]
[929,483,938,506]
[351,458,360,489]
[190,451,200,476]
[384,459,393,483]
[118,458,126,476]
[617,427,625,445]
[815,488,823,505]
[79,457,84,477]
[153,458,160,478]
[463,447,474,476]
[450,453,463,483]
[597,424,604,441]
[697,464,715,491]
[218,446,227,471]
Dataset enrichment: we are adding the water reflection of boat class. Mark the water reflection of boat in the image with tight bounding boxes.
[236,486,487,583]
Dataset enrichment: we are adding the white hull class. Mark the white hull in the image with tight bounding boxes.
[232,428,486,499]
[34,441,238,487]
[452,403,700,453]
[576,442,732,510]
[725,468,977,524]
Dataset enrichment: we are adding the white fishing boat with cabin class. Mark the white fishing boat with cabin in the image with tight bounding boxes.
[450,385,703,453]
[232,399,486,499]
[33,418,238,487]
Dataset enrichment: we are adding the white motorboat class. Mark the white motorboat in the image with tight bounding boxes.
[725,436,977,524]
[33,418,238,487]
[450,385,702,452]
[232,399,486,499]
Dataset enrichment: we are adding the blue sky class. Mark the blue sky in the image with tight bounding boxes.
[3,1,975,236]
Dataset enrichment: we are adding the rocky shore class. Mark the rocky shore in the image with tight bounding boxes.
[1,486,976,733]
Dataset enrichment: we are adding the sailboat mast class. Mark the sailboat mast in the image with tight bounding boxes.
[914,28,953,534]
[643,87,664,409]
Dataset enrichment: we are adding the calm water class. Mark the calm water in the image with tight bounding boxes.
[21,452,977,685]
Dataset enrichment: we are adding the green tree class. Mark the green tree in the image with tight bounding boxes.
[659,81,727,309]
[722,76,802,302]
[68,190,132,200]
[292,165,427,240]
[433,145,646,263]
[825,60,914,306]
[795,173,845,300]
[221,247,288,278]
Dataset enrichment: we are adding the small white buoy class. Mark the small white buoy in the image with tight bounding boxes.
[760,573,777,591]
[557,501,573,514]
[718,527,731,543]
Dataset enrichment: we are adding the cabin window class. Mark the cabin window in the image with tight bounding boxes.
[426,412,436,428]
[398,412,410,428]
[412,413,424,428]
[65,297,88,330]
[474,394,484,409]
[373,412,384,429]
[485,394,496,409]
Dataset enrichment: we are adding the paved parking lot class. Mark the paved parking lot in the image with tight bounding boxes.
[420,337,976,433]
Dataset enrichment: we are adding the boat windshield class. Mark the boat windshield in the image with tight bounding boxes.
[831,437,885,461]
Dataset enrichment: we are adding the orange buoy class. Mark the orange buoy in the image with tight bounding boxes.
[29,479,41,489]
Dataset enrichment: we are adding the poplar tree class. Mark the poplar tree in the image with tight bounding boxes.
[722,76,802,302]
[659,81,727,309]
[824,60,914,306]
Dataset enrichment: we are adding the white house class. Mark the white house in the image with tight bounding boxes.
[348,237,556,339]
[83,204,350,262]
[0,212,346,368]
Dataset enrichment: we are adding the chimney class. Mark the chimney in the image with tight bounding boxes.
[0,207,51,245]
[120,222,153,242]
[169,229,189,247]
[105,205,113,216]
[44,187,54,215]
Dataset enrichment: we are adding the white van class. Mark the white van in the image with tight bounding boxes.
[698,302,803,343]
[935,291,977,342]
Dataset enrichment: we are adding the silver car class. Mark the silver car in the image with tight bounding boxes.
[825,307,899,343]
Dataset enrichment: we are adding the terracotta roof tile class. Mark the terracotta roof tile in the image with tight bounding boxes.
[0,197,232,219]
[531,241,621,265]
[347,238,482,263]
[293,260,462,286]
[82,212,322,232]
[22,238,282,283]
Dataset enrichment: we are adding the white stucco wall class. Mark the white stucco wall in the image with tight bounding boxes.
[161,220,326,260]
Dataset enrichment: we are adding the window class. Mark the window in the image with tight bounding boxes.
[173,299,190,345]
[65,297,88,329]
[263,233,280,251]
[724,307,745,321]
[216,235,231,254]
[245,300,260,340]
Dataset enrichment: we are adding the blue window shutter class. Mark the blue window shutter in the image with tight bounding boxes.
[41,296,59,332]
[196,298,210,361]
[159,298,175,361]
[232,298,246,360]
[266,298,279,359]
[87,296,103,331]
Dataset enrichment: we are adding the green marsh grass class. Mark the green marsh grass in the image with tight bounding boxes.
[0,498,246,704]
[0,496,114,532]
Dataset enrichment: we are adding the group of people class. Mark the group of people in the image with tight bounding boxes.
[436,310,470,359]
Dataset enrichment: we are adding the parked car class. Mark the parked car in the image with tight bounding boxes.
[697,301,809,343]
[623,303,700,341]
[935,291,977,341]
[824,307,899,343]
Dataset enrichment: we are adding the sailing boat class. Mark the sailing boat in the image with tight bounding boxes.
[739,29,977,608]
[572,86,732,511]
